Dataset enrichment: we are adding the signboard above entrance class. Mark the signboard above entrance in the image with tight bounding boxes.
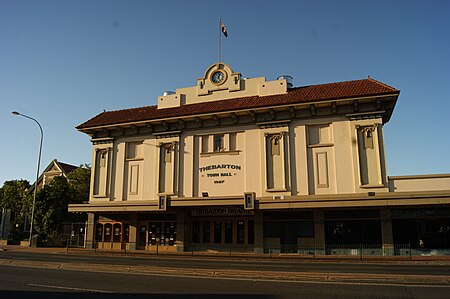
[191,207,254,217]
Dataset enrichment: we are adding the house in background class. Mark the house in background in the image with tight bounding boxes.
[0,159,78,241]
[27,159,78,194]
[69,62,450,255]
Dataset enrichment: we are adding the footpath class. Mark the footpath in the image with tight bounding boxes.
[1,245,450,286]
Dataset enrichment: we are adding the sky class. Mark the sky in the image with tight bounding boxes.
[1,0,449,186]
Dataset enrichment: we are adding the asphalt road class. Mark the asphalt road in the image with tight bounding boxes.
[1,264,450,299]
[1,250,450,276]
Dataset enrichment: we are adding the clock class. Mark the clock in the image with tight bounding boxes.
[211,70,226,85]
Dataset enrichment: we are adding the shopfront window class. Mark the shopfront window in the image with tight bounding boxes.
[248,220,254,244]
[237,220,245,244]
[148,222,177,246]
[203,221,211,243]
[214,221,222,244]
[225,221,233,244]
[192,221,200,243]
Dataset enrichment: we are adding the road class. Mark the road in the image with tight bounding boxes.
[1,250,450,276]
[1,249,450,298]
[1,264,449,299]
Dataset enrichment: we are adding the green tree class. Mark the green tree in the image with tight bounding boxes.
[32,165,90,245]
[0,180,31,243]
[33,176,71,245]
[67,164,91,204]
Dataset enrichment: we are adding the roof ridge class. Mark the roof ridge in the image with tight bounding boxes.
[290,78,371,90]
[77,77,400,130]
[367,77,399,91]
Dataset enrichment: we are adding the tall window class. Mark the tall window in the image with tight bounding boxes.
[213,134,225,152]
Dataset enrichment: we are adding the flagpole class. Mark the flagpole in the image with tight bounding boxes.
[218,17,222,63]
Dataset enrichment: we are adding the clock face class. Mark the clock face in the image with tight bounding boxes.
[211,70,225,84]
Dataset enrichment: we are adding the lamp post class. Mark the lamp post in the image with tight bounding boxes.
[12,111,43,247]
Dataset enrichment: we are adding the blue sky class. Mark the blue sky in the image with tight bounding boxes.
[1,0,449,185]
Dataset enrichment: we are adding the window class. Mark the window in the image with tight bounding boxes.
[201,136,209,153]
[203,221,211,243]
[308,124,332,146]
[201,132,239,154]
[96,224,103,242]
[229,133,237,151]
[113,223,121,242]
[192,221,200,243]
[237,221,245,244]
[214,221,222,244]
[248,220,254,244]
[139,225,146,247]
[213,134,225,152]
[126,142,143,160]
[148,222,177,246]
[225,221,233,244]
[104,224,112,242]
[123,224,130,243]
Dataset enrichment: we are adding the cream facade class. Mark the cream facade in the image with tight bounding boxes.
[69,63,450,253]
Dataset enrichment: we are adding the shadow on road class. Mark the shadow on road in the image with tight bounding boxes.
[0,292,279,299]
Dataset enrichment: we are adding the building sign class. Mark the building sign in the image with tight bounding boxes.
[198,152,244,195]
[199,164,242,185]
[192,207,254,217]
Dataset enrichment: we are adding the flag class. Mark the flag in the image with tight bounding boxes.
[221,22,228,38]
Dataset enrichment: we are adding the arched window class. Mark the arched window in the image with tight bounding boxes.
[113,223,122,242]
[104,223,112,242]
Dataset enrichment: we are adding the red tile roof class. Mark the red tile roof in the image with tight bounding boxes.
[77,78,398,130]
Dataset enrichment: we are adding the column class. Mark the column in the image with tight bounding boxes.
[254,211,264,254]
[314,210,325,255]
[85,213,95,249]
[380,208,394,256]
[127,213,138,250]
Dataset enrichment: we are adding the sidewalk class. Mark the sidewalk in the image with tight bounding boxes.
[2,244,450,264]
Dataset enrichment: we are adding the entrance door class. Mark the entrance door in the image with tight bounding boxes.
[280,222,297,253]
[138,225,147,248]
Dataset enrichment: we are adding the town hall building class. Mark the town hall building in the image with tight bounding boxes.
[69,62,450,255]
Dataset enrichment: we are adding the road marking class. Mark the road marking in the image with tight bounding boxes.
[28,283,112,293]
[228,263,292,268]
[125,271,450,288]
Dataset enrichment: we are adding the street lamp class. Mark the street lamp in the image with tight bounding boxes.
[12,111,43,247]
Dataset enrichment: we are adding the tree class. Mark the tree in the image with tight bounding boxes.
[32,165,91,245]
[67,164,91,204]
[0,180,31,243]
